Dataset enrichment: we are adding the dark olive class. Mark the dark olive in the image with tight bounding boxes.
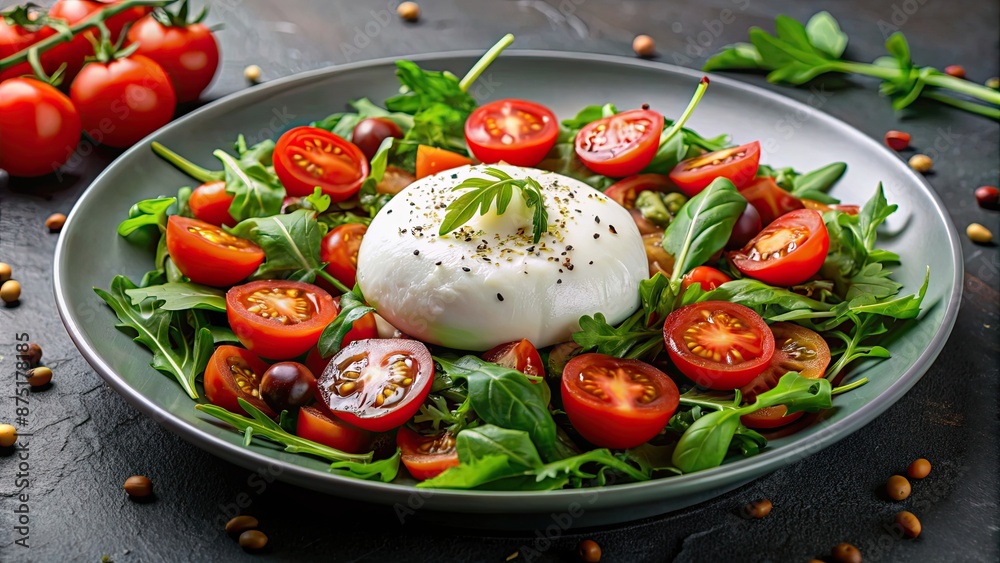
[352,117,404,161]
[260,362,317,412]
[577,539,601,562]
[726,203,762,250]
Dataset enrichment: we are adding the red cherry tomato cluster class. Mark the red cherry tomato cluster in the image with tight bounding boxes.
[0,0,220,177]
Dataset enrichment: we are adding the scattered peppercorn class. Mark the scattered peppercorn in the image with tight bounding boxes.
[26,366,52,388]
[397,1,420,21]
[632,34,655,58]
[908,154,933,173]
[884,130,911,151]
[124,475,153,499]
[987,77,1000,90]
[831,542,862,563]
[25,342,42,367]
[0,424,17,447]
[577,539,601,562]
[966,223,993,244]
[45,213,66,232]
[975,186,999,209]
[944,64,966,79]
[497,293,504,302]
[243,65,262,83]
[744,498,772,518]
[895,510,922,538]
[413,249,420,256]
[225,515,259,537]
[0,262,10,283]
[886,474,912,500]
[239,530,268,551]
[1,279,21,305]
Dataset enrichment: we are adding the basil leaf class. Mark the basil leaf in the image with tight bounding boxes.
[703,42,763,72]
[671,409,742,473]
[701,279,833,318]
[95,275,213,399]
[228,209,324,282]
[456,425,544,471]
[858,183,897,251]
[386,60,476,114]
[118,197,175,238]
[317,287,375,358]
[358,137,397,217]
[125,282,227,312]
[790,162,847,198]
[805,11,848,59]
[418,454,518,489]
[329,450,401,482]
[752,372,832,414]
[661,178,747,280]
[217,150,285,222]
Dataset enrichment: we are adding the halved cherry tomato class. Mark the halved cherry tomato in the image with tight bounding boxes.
[643,232,675,278]
[165,216,264,286]
[740,323,831,429]
[226,280,337,360]
[318,339,433,432]
[397,427,460,481]
[681,266,731,292]
[669,141,761,196]
[575,109,664,177]
[663,302,774,390]
[465,99,559,167]
[415,145,473,179]
[297,405,372,453]
[274,126,369,200]
[561,354,679,449]
[188,181,235,227]
[321,223,366,289]
[802,199,860,216]
[726,203,763,250]
[376,165,416,195]
[729,209,829,286]
[482,339,545,378]
[739,176,804,226]
[303,303,379,376]
[352,117,404,161]
[605,174,679,235]
[204,345,275,418]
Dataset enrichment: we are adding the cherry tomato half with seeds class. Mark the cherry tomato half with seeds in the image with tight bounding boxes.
[663,301,775,390]
[318,339,433,432]
[260,361,317,412]
[575,109,664,177]
[739,176,804,227]
[728,209,829,286]
[561,354,679,449]
[397,427,460,481]
[303,304,379,376]
[296,405,372,453]
[352,117,404,161]
[740,323,831,429]
[274,126,369,201]
[681,266,732,292]
[227,280,337,360]
[802,199,860,216]
[189,181,235,226]
[0,78,82,178]
[465,99,559,167]
[204,345,275,418]
[127,13,220,103]
[321,223,367,290]
[165,216,264,287]
[669,141,761,196]
[482,339,545,378]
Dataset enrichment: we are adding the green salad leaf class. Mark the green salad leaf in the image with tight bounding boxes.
[661,177,747,280]
[217,150,286,222]
[125,282,227,312]
[317,286,375,358]
[227,209,324,282]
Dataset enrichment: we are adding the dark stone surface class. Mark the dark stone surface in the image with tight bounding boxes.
[0,0,997,561]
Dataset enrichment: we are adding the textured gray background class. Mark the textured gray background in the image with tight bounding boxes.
[0,0,998,561]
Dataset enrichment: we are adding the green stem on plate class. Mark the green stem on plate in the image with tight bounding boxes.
[658,76,710,147]
[317,270,351,295]
[151,141,223,183]
[924,73,1000,106]
[832,377,868,395]
[459,33,514,92]
[921,90,1000,120]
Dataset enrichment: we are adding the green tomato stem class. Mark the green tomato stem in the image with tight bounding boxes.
[0,0,176,70]
[459,33,514,93]
[921,90,1000,120]
[151,141,223,183]
[658,76,710,147]
[923,73,1000,106]
[831,377,868,395]
[317,270,351,295]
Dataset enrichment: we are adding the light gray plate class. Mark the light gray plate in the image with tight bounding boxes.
[54,52,962,528]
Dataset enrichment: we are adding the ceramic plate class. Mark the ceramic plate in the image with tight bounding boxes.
[54,52,962,528]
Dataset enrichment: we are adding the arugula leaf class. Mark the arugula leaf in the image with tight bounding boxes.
[790,162,846,202]
[804,11,848,59]
[197,399,373,463]
[435,356,568,463]
[401,102,470,156]
[234,135,276,168]
[317,286,375,358]
[357,137,398,217]
[95,275,214,399]
[456,425,544,471]
[125,282,227,312]
[701,279,833,318]
[573,312,661,359]
[216,150,285,222]
[228,209,324,282]
[304,187,331,214]
[661,178,747,280]
[330,450,401,482]
[386,60,477,115]
[118,197,176,238]
[439,167,549,243]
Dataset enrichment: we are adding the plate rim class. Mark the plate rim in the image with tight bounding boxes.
[53,49,965,510]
